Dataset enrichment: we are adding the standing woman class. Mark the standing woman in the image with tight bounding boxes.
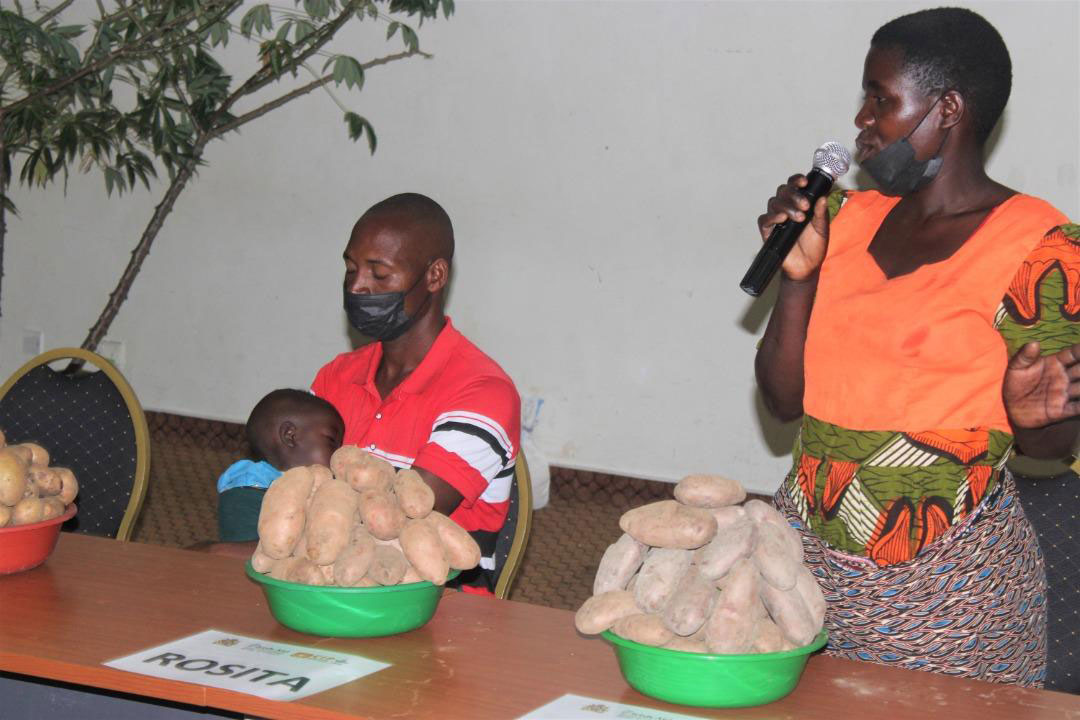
[756,7,1079,686]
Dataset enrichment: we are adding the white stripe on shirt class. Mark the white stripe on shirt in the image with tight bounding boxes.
[431,410,514,457]
[431,428,505,482]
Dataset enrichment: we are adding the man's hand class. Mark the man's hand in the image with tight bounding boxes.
[1003,341,1080,429]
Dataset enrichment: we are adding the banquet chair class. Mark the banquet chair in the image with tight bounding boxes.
[493,452,534,599]
[0,347,150,540]
[1012,468,1080,694]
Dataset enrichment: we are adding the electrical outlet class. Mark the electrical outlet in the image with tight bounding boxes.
[98,339,125,370]
[21,329,42,356]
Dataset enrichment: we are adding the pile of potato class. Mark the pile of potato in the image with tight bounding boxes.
[250,446,481,587]
[0,431,79,528]
[575,474,825,654]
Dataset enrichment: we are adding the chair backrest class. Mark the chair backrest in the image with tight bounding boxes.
[494,452,534,599]
[1013,468,1080,694]
[0,348,150,540]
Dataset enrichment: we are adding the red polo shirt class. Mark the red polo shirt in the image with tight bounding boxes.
[311,318,520,589]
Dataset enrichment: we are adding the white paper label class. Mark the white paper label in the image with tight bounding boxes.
[519,693,709,720]
[104,629,389,701]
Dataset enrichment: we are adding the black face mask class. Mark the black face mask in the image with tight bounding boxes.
[343,269,429,342]
[861,94,949,197]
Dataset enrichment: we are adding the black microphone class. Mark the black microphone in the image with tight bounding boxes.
[740,142,852,296]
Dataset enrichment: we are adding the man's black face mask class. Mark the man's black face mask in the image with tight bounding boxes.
[343,268,430,341]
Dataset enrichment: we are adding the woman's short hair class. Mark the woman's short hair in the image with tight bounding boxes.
[872,7,1011,145]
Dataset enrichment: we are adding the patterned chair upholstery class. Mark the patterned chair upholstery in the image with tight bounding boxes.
[1013,469,1080,693]
[493,453,534,599]
[0,348,150,540]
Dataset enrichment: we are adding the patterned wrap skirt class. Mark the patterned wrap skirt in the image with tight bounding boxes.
[774,470,1047,687]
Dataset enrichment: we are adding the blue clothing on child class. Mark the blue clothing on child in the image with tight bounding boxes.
[216,459,281,493]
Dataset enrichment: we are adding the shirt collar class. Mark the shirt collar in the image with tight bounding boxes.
[398,316,460,395]
[351,316,460,397]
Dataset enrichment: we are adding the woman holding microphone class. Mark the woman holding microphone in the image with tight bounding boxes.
[756,7,1078,687]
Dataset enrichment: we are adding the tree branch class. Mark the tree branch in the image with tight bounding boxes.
[80,133,208,352]
[209,49,421,138]
[0,130,7,318]
[214,0,361,119]
[1,0,239,116]
[33,0,76,26]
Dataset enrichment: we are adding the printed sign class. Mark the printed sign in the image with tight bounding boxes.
[519,694,708,720]
[104,629,390,701]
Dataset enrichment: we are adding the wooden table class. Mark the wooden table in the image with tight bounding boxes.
[1,534,1078,720]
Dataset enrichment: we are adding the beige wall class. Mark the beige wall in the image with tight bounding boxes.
[6,1,1078,492]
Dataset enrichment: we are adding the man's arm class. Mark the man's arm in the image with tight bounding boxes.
[412,466,464,515]
[410,377,521,519]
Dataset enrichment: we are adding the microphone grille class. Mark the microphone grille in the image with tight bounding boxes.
[813,142,852,179]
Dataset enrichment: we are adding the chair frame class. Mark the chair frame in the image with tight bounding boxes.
[494,452,534,599]
[0,347,151,541]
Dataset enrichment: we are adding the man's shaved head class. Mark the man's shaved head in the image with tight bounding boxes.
[343,193,456,334]
[357,193,454,269]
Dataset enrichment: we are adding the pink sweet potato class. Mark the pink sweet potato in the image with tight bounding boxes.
[694,519,755,580]
[427,511,482,570]
[574,590,639,635]
[634,548,692,614]
[593,533,647,595]
[662,565,719,637]
[619,500,717,549]
[399,518,450,585]
[258,466,315,559]
[393,469,436,519]
[674,474,746,508]
[612,613,674,647]
[357,489,406,540]
[305,478,359,565]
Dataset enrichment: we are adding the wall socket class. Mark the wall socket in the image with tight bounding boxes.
[21,329,43,356]
[98,339,125,370]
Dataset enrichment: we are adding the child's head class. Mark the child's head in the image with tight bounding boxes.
[245,389,344,470]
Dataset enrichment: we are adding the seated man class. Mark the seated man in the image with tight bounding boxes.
[313,192,520,594]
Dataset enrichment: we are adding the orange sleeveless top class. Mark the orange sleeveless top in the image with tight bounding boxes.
[803,191,1069,433]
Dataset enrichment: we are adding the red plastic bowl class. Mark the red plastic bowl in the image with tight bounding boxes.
[0,503,76,575]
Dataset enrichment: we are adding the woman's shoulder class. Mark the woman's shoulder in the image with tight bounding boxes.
[827,188,892,220]
[1000,193,1071,231]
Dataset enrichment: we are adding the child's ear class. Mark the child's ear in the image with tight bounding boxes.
[279,420,298,448]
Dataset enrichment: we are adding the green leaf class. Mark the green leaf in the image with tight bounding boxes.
[240,4,272,37]
[103,166,125,196]
[386,21,399,40]
[343,112,377,154]
[0,195,18,217]
[51,24,85,39]
[304,0,332,21]
[293,19,315,44]
[209,20,230,47]
[400,25,418,52]
[331,55,364,90]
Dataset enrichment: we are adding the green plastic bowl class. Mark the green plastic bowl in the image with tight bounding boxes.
[602,630,827,708]
[245,562,460,637]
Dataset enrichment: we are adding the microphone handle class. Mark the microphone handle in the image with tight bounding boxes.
[740,168,835,296]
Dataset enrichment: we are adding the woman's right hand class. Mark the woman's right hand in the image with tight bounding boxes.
[757,174,831,281]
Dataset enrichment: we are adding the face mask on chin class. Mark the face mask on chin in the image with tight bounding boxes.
[860,93,950,197]
[343,268,431,342]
